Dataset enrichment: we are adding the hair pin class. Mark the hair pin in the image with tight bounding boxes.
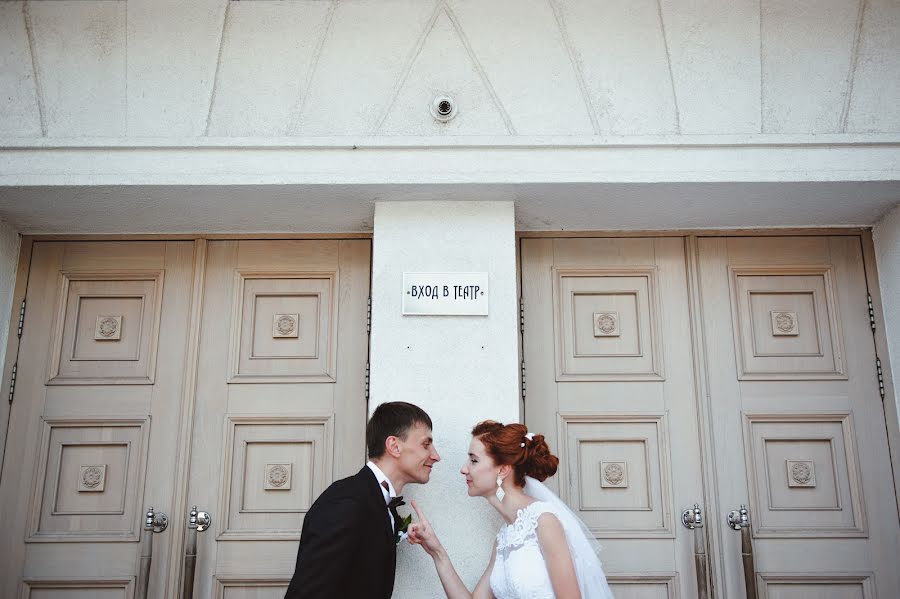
[520,432,535,447]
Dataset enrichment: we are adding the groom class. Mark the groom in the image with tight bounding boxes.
[285,401,440,598]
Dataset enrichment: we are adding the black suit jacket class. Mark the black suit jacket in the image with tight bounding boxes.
[285,466,396,599]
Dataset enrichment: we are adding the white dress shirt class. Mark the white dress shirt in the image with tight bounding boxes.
[366,461,397,531]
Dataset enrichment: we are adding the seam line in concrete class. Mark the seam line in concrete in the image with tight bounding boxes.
[373,0,442,135]
[443,2,516,135]
[758,0,765,134]
[547,0,601,135]
[204,0,232,137]
[656,0,681,134]
[22,1,47,137]
[123,0,128,136]
[841,0,869,133]
[287,0,337,136]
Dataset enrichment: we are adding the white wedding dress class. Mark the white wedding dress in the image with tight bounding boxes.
[489,480,614,599]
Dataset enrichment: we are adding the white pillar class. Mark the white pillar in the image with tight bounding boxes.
[0,217,20,474]
[0,218,19,381]
[369,201,519,596]
[872,204,900,475]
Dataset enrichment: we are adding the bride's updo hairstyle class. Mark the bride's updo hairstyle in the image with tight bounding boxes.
[471,421,559,487]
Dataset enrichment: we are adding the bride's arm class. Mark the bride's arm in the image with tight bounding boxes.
[470,544,497,599]
[536,513,582,599]
[428,541,496,599]
[407,501,496,599]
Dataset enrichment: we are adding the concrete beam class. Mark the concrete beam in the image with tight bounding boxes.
[2,135,899,186]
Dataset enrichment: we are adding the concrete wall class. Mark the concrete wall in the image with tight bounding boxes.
[874,202,900,430]
[369,201,519,596]
[0,218,19,377]
[1,0,897,139]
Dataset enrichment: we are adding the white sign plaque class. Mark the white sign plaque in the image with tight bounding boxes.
[402,272,489,316]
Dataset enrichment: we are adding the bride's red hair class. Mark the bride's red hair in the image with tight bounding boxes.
[471,421,559,487]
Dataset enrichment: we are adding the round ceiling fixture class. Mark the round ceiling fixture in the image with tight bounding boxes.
[431,95,457,122]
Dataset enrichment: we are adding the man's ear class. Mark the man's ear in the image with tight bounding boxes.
[385,435,401,458]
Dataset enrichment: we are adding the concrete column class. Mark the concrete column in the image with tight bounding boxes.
[874,203,900,443]
[0,218,20,475]
[0,218,19,378]
[369,201,519,596]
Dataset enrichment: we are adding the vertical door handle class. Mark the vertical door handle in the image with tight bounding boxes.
[681,504,710,599]
[136,507,168,599]
[727,504,758,599]
[182,506,212,599]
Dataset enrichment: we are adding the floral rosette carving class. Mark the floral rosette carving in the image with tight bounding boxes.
[596,313,617,335]
[275,315,296,336]
[774,312,796,333]
[267,464,289,487]
[790,462,812,485]
[603,463,625,486]
[98,317,119,338]
[82,466,104,488]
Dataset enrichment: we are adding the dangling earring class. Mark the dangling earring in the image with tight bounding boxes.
[495,476,505,501]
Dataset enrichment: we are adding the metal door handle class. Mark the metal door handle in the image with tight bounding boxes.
[190,506,211,532]
[145,506,169,532]
[136,507,168,599]
[182,506,212,599]
[682,504,710,599]
[682,503,703,529]
[727,504,758,599]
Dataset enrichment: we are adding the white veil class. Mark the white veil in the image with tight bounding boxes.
[523,476,614,599]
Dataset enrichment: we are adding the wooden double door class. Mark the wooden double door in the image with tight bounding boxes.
[2,233,898,599]
[0,239,370,599]
[522,236,900,598]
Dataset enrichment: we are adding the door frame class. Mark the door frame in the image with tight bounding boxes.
[0,233,374,598]
[516,227,900,599]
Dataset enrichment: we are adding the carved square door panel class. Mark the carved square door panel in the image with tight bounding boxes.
[729,267,846,380]
[230,273,337,382]
[558,415,673,537]
[21,578,134,599]
[743,413,866,537]
[757,573,875,599]
[607,575,678,599]
[214,578,290,599]
[47,272,164,384]
[553,269,664,381]
[28,418,149,542]
[219,416,332,539]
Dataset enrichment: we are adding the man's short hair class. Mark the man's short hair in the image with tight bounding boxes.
[366,401,433,459]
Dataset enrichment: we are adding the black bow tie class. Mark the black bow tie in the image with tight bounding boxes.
[387,496,405,509]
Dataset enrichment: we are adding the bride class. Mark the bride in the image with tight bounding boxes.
[407,421,614,599]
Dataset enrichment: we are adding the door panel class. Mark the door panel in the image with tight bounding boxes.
[698,236,900,598]
[522,238,706,598]
[0,241,196,599]
[185,240,370,597]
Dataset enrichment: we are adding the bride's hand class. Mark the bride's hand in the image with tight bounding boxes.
[406,500,443,558]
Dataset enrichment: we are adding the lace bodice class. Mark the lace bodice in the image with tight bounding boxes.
[490,501,561,599]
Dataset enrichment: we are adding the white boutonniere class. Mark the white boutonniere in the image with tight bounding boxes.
[395,513,412,545]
